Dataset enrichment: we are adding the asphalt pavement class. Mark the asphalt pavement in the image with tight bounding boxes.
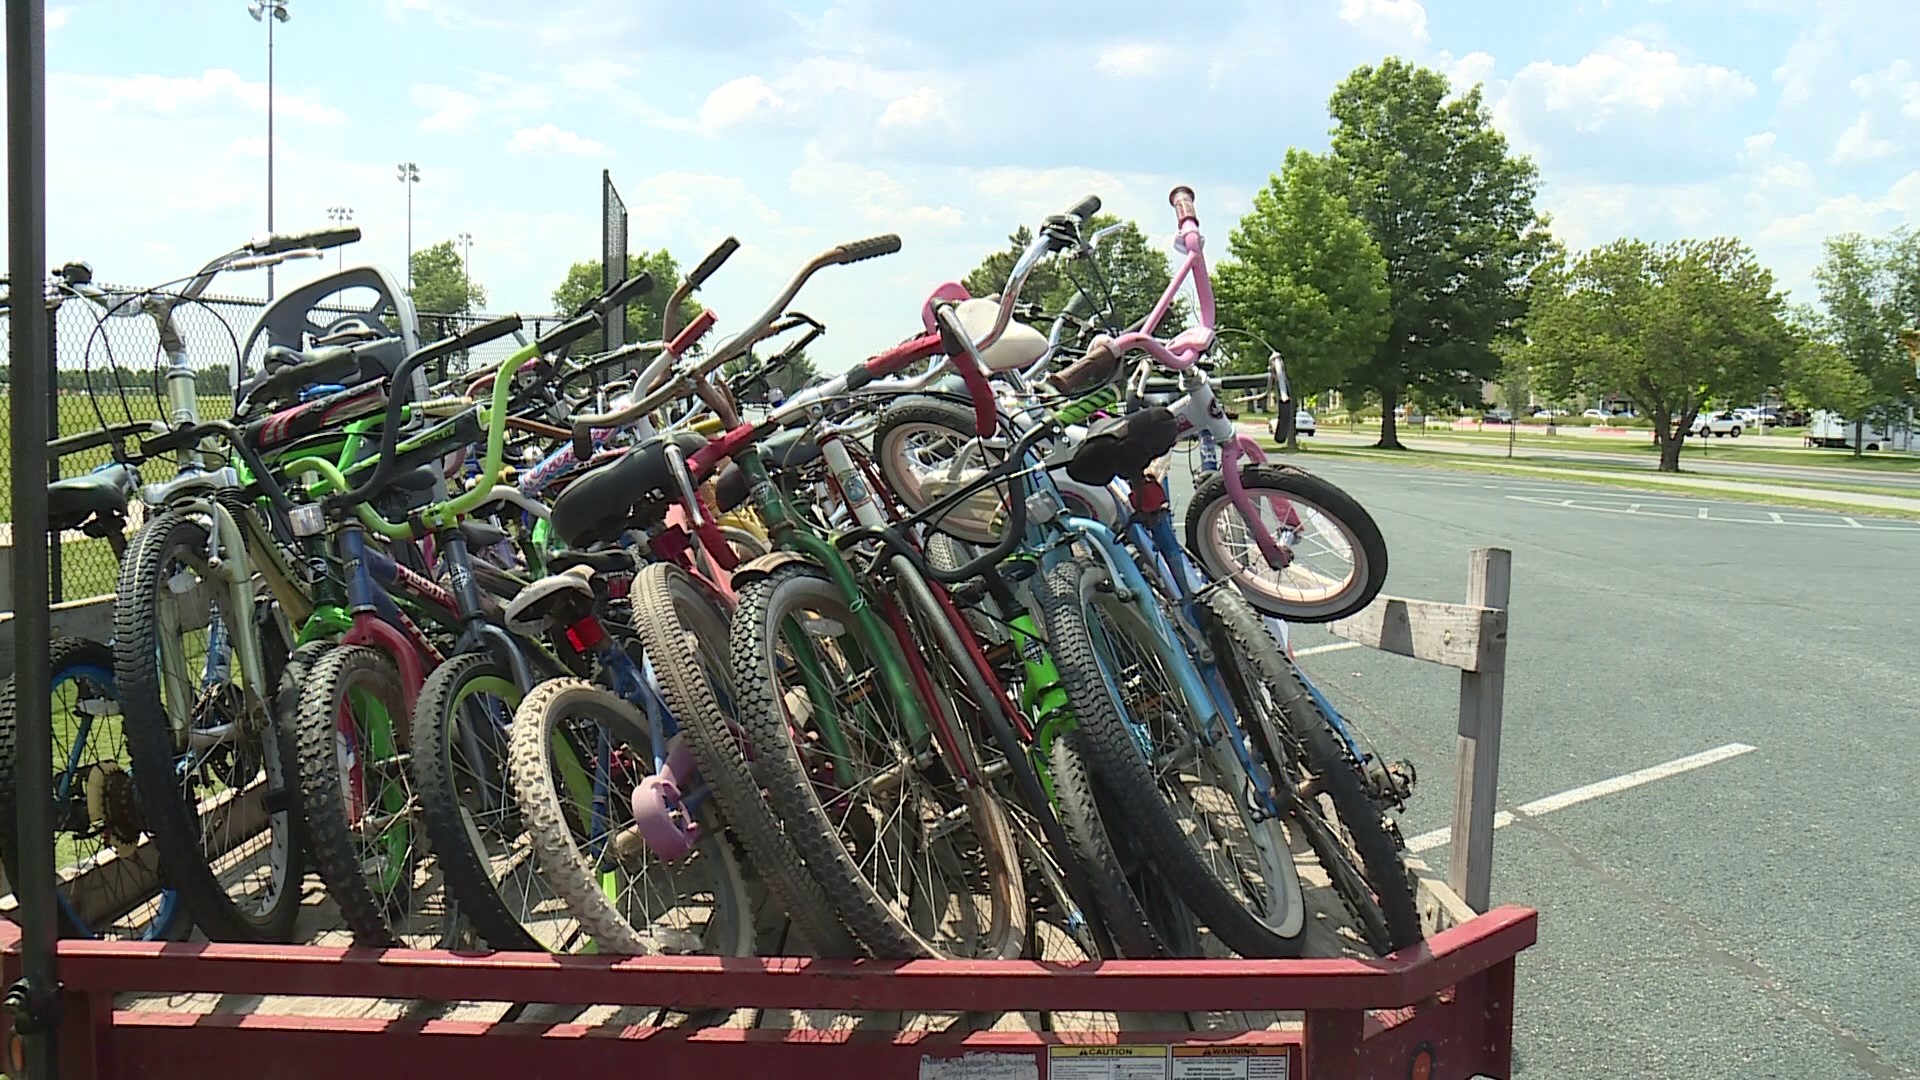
[1175,455,1920,1079]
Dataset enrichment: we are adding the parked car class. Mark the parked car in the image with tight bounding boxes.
[1581,408,1609,419]
[1689,410,1744,437]
[1531,406,1570,417]
[1482,408,1514,424]
[1269,408,1317,439]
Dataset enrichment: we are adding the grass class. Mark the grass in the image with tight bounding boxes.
[1275,441,1920,522]
[1315,419,1920,474]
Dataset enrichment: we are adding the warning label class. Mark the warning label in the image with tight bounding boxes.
[1169,1046,1291,1080]
[1048,1045,1170,1080]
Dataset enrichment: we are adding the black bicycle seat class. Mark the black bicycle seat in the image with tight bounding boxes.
[1062,406,1180,486]
[711,427,824,513]
[459,519,510,549]
[548,548,635,576]
[549,431,709,548]
[48,467,134,532]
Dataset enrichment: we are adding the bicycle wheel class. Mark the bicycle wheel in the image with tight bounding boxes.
[412,650,577,951]
[293,644,422,946]
[114,509,301,942]
[508,677,753,956]
[631,563,861,958]
[728,563,1025,959]
[0,637,186,940]
[1194,587,1422,954]
[1185,465,1387,623]
[1032,559,1305,958]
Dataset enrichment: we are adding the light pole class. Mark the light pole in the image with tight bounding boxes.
[248,0,289,299]
[457,230,472,301]
[396,161,420,292]
[326,205,353,269]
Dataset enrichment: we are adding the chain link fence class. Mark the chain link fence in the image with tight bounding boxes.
[1,289,561,603]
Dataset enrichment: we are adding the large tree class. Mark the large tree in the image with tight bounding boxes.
[1216,148,1390,446]
[1782,337,1875,423]
[1528,237,1796,471]
[550,248,703,354]
[1812,230,1918,454]
[409,239,486,317]
[1326,58,1549,448]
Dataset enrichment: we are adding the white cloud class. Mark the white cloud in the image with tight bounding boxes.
[789,146,964,228]
[1832,113,1895,165]
[1506,38,1755,127]
[1337,0,1429,43]
[411,84,482,132]
[1772,25,1840,105]
[1436,50,1497,96]
[698,76,784,132]
[877,87,948,131]
[505,124,609,157]
[1095,43,1169,78]
[1738,131,1816,192]
[47,6,71,31]
[64,69,347,127]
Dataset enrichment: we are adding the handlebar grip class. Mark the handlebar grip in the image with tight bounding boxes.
[444,314,524,355]
[537,311,600,354]
[597,271,654,315]
[933,305,998,438]
[1065,195,1102,222]
[51,421,153,458]
[256,349,362,403]
[688,238,740,287]
[254,226,361,254]
[668,309,718,356]
[1214,373,1271,391]
[1169,186,1198,226]
[830,234,902,265]
[1045,342,1120,396]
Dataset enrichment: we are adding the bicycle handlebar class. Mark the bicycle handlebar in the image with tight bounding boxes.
[252,226,361,255]
[326,314,523,510]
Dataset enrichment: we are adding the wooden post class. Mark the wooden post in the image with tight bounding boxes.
[1449,547,1511,911]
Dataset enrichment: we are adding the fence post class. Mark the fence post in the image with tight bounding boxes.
[46,299,61,602]
[1449,546,1510,911]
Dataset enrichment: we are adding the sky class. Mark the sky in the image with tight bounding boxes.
[5,0,1919,368]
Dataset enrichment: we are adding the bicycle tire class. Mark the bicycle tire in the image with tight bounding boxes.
[114,509,301,942]
[727,563,1024,959]
[294,644,419,947]
[630,563,861,958]
[0,636,186,941]
[1184,465,1387,623]
[411,650,561,952]
[1045,732,1177,958]
[507,677,754,956]
[1030,559,1303,958]
[1195,587,1421,953]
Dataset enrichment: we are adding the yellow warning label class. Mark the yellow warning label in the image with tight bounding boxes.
[1048,1044,1170,1079]
[1166,1045,1291,1080]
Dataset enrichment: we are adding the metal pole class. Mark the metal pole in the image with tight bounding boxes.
[45,309,61,604]
[265,10,275,300]
[6,2,64,1077]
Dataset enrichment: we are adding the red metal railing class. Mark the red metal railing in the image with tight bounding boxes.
[2,905,1535,1080]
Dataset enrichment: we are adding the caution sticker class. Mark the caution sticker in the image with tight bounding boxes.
[1048,1045,1171,1079]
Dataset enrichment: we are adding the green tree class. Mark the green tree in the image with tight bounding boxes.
[1782,337,1875,421]
[1812,230,1918,455]
[1216,149,1390,447]
[409,239,486,317]
[1527,237,1795,472]
[550,249,704,355]
[961,214,1179,332]
[1326,58,1550,449]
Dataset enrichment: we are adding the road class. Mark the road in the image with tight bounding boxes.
[1188,456,1920,1079]
[1306,428,1920,491]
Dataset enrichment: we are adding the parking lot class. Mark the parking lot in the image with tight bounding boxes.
[1270,458,1920,1079]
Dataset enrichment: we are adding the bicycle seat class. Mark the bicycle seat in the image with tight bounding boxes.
[458,519,510,549]
[548,548,635,576]
[954,297,1049,372]
[504,566,596,634]
[1061,406,1180,486]
[47,466,135,532]
[711,426,824,513]
[549,431,709,548]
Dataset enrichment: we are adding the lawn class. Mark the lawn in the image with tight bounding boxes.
[1318,418,1920,474]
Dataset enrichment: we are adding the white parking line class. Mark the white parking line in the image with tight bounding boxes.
[1294,641,1362,657]
[1402,742,1758,853]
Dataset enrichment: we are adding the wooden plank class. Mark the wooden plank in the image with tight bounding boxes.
[1448,548,1511,911]
[1327,595,1506,673]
